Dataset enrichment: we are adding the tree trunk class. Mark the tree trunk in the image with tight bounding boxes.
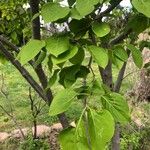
[112,124,120,150]
[29,0,69,129]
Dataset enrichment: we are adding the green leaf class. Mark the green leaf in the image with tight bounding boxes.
[75,109,114,150]
[49,88,77,116]
[76,0,101,17]
[70,7,83,20]
[126,15,149,34]
[75,110,93,150]
[60,108,114,149]
[69,47,85,64]
[46,36,70,57]
[59,65,80,88]
[90,80,105,95]
[47,69,60,88]
[144,62,150,69]
[47,55,53,73]
[101,93,130,124]
[139,41,150,49]
[17,39,45,65]
[75,85,90,99]
[101,84,111,94]
[59,127,77,150]
[126,44,143,69]
[52,46,78,64]
[54,0,64,2]
[113,45,128,62]
[11,31,17,41]
[41,2,70,23]
[132,0,150,18]
[76,66,90,78]
[59,65,89,88]
[88,45,108,68]
[34,50,47,68]
[69,19,89,35]
[0,53,7,64]
[76,0,94,17]
[92,22,110,37]
[112,54,124,69]
[87,109,115,149]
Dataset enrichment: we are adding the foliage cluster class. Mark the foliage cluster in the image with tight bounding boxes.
[0,0,150,149]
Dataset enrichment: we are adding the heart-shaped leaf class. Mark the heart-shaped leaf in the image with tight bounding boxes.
[88,45,108,68]
[49,88,77,116]
[17,39,45,65]
[41,2,70,23]
[92,22,110,37]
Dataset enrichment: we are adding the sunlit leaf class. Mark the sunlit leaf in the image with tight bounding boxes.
[59,127,77,150]
[41,2,70,23]
[52,46,78,64]
[126,44,143,69]
[75,109,114,150]
[49,88,77,116]
[46,36,70,57]
[101,93,130,124]
[88,45,108,68]
[92,22,110,37]
[132,0,150,18]
[113,45,128,62]
[47,69,60,87]
[17,39,45,65]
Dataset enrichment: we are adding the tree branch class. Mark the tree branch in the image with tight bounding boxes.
[0,35,19,53]
[114,63,127,92]
[109,29,132,46]
[0,35,69,128]
[29,0,41,40]
[29,0,69,129]
[0,41,48,102]
[114,49,131,92]
[0,76,25,139]
[29,0,53,104]
[96,0,123,20]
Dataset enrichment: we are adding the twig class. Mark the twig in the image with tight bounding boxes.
[29,87,38,139]
[123,70,141,80]
[95,0,123,20]
[83,111,92,150]
[109,29,132,46]
[0,73,25,139]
